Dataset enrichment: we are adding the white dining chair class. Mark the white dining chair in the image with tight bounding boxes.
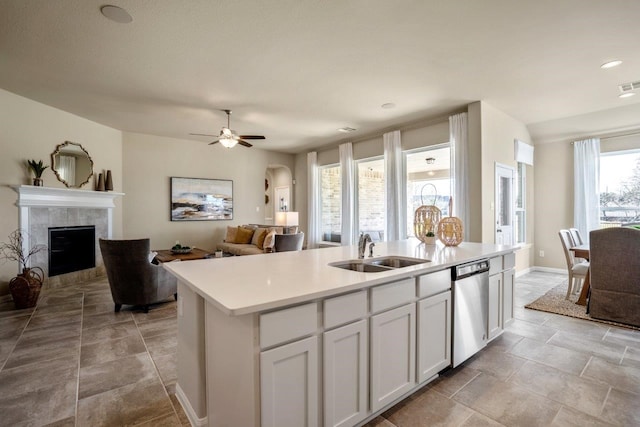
[569,228,584,246]
[558,230,589,299]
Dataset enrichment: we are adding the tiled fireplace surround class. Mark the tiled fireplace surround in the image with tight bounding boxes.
[11,185,123,287]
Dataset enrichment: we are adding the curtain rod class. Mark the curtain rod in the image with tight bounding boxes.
[570,129,640,144]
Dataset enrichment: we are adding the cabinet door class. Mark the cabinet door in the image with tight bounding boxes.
[502,268,515,326]
[417,291,451,383]
[261,336,318,427]
[370,303,416,412]
[488,274,502,341]
[323,320,368,427]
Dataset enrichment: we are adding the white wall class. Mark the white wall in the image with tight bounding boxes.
[0,88,123,294]
[122,132,295,252]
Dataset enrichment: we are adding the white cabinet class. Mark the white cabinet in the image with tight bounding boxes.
[323,319,368,427]
[260,336,319,427]
[487,273,502,341]
[417,290,451,383]
[503,267,515,326]
[370,303,416,412]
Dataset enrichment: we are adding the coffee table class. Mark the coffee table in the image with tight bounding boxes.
[154,248,212,263]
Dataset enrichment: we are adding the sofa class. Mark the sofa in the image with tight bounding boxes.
[216,225,283,256]
[589,227,640,327]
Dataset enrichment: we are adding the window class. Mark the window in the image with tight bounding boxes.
[600,149,640,227]
[356,157,385,241]
[515,162,526,243]
[320,164,341,243]
[405,145,451,237]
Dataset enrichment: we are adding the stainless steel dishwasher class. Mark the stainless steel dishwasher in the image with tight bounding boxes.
[452,259,490,367]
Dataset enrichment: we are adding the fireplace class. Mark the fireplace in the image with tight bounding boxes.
[48,226,96,277]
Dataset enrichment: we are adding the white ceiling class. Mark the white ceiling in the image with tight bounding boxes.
[1,0,639,153]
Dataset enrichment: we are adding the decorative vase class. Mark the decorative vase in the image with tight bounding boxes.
[9,267,44,309]
[105,170,113,191]
[96,173,105,191]
[33,178,43,186]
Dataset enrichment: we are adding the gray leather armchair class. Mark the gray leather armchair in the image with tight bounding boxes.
[589,227,640,327]
[99,238,177,313]
[274,232,304,252]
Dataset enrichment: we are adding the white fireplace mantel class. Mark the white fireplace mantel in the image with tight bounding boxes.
[10,185,124,270]
[11,185,124,209]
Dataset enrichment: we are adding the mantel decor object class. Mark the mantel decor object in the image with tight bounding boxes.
[414,183,441,244]
[437,197,464,246]
[96,173,105,191]
[27,159,48,187]
[105,170,114,191]
[0,229,47,309]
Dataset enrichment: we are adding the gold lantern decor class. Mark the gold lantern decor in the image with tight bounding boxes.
[437,197,463,246]
[413,184,441,244]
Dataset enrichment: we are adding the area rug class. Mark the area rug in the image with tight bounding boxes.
[525,283,640,331]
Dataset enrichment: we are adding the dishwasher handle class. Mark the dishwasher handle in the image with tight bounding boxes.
[453,259,490,280]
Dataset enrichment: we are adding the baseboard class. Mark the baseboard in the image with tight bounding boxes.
[175,383,207,427]
[515,267,533,278]
[530,266,566,275]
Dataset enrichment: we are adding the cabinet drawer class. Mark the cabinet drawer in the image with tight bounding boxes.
[324,290,367,329]
[504,252,516,270]
[260,302,318,349]
[371,278,415,314]
[417,269,451,298]
[489,257,502,275]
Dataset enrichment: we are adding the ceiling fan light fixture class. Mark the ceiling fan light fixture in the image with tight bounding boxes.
[601,60,622,69]
[219,137,238,148]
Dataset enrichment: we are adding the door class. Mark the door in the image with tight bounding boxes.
[323,320,368,427]
[495,164,515,245]
[370,303,416,412]
[261,336,319,427]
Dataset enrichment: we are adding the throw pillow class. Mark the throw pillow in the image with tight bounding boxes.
[263,230,277,250]
[235,226,254,244]
[251,227,269,246]
[255,229,269,249]
[225,226,238,243]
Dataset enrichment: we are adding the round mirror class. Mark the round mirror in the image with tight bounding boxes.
[51,141,94,188]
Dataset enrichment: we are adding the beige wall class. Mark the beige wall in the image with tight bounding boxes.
[0,88,123,294]
[534,132,640,270]
[122,132,294,252]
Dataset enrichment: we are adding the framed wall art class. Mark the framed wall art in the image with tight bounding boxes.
[170,177,233,221]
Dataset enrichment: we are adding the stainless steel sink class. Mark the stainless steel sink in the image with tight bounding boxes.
[329,256,430,273]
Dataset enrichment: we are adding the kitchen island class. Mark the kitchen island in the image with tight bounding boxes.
[164,239,517,427]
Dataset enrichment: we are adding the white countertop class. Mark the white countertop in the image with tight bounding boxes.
[164,239,517,316]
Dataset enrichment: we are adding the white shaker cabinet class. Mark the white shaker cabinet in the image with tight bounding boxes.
[416,290,452,383]
[487,272,502,341]
[503,266,515,325]
[260,336,319,427]
[323,319,368,427]
[370,303,416,412]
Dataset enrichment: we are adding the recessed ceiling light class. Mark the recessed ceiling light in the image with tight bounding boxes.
[100,5,133,23]
[381,103,396,109]
[601,60,622,69]
[619,92,636,98]
[338,127,357,133]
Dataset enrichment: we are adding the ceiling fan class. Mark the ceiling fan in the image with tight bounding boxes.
[190,109,265,148]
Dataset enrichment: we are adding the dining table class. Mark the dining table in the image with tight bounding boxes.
[570,244,590,306]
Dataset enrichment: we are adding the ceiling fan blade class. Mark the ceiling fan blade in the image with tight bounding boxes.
[190,133,217,137]
[239,135,266,140]
[238,140,253,148]
[208,140,220,145]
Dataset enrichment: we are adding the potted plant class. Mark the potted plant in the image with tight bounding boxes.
[0,229,47,309]
[27,159,49,186]
[424,230,437,245]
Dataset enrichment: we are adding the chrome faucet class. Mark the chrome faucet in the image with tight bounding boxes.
[358,233,371,259]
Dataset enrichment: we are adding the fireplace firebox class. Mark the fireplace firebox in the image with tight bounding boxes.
[48,226,96,277]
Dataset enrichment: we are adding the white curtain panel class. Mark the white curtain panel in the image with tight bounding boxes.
[307,151,320,248]
[574,138,600,245]
[384,130,404,241]
[59,155,76,184]
[449,113,469,234]
[339,142,356,246]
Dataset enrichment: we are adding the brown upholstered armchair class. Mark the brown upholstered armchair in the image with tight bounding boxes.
[99,238,177,313]
[589,227,640,327]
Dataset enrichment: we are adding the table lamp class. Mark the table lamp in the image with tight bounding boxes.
[275,211,299,234]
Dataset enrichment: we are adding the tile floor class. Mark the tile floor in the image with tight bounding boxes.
[0,271,639,426]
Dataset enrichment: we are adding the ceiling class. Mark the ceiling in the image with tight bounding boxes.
[1,0,639,153]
